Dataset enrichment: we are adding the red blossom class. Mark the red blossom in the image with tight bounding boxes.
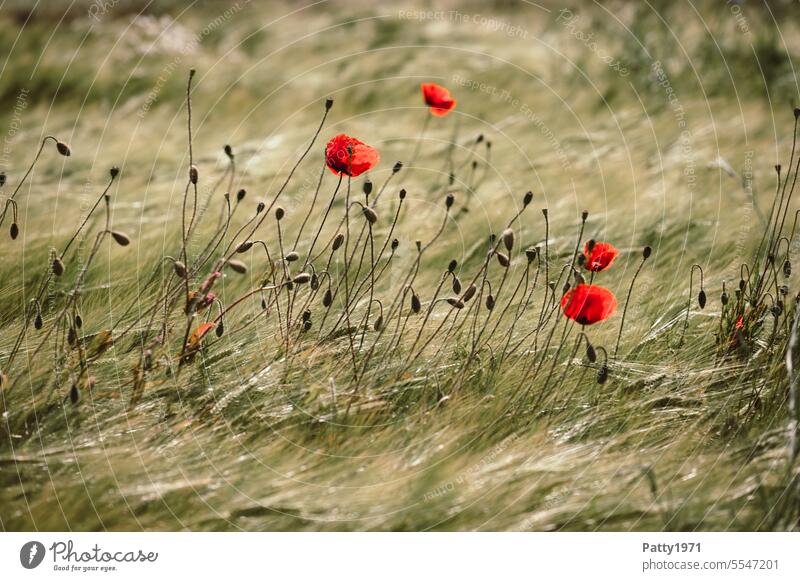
[583,241,619,272]
[421,83,457,117]
[561,284,618,325]
[325,134,380,177]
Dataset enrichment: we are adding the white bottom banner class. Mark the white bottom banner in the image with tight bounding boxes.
[0,532,798,580]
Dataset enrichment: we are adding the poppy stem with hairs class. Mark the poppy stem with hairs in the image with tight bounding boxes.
[614,246,651,359]
[679,264,705,348]
[408,114,430,169]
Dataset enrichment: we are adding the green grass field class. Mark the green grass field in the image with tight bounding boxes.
[1,0,799,531]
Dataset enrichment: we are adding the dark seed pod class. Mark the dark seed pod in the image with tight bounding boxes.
[362,206,378,224]
[476,134,484,143]
[738,279,746,291]
[34,313,43,330]
[302,310,311,322]
[581,210,589,222]
[226,259,248,274]
[586,239,595,253]
[67,327,77,347]
[310,273,319,290]
[452,276,462,294]
[261,298,267,309]
[216,322,224,337]
[399,188,407,200]
[525,247,537,262]
[173,260,187,278]
[784,260,791,278]
[323,288,333,307]
[292,272,311,284]
[189,165,199,184]
[643,246,652,259]
[577,254,586,267]
[236,189,246,202]
[586,344,597,363]
[111,231,131,246]
[462,284,477,302]
[110,166,119,179]
[70,384,79,404]
[496,252,510,268]
[485,294,495,310]
[0,172,5,186]
[502,228,514,252]
[393,161,402,173]
[284,251,300,263]
[303,319,312,332]
[448,259,457,273]
[236,241,253,253]
[10,222,19,240]
[256,201,265,213]
[780,284,789,296]
[373,315,383,332]
[447,298,465,309]
[56,141,71,156]
[224,144,234,159]
[52,257,65,276]
[771,303,783,318]
[523,191,533,206]
[325,97,334,110]
[445,193,455,208]
[332,234,345,251]
[391,238,399,250]
[597,366,609,384]
[698,289,706,309]
[363,180,373,195]
[720,291,729,306]
[411,293,421,313]
[275,207,285,220]
[75,314,83,329]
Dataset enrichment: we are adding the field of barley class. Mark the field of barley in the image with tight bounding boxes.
[1,0,799,531]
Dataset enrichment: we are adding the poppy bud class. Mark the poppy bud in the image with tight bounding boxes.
[463,284,477,302]
[485,295,495,310]
[173,260,187,278]
[292,272,311,284]
[447,298,465,309]
[472,160,478,170]
[452,276,462,294]
[476,134,484,144]
[301,310,311,323]
[391,238,399,250]
[525,247,538,262]
[236,241,253,253]
[284,251,299,262]
[111,231,131,246]
[362,206,378,224]
[739,279,746,291]
[586,239,595,253]
[224,144,234,159]
[496,252,510,268]
[399,188,406,200]
[643,246,652,259]
[332,234,345,250]
[310,274,319,290]
[323,289,333,307]
[772,303,783,318]
[189,165,199,184]
[586,344,597,363]
[261,298,267,309]
[411,293,421,313]
[577,254,586,267]
[56,141,71,157]
[275,207,285,220]
[68,327,77,347]
[445,193,455,208]
[502,228,514,252]
[374,315,383,331]
[226,259,248,274]
[256,202,265,213]
[720,290,729,306]
[780,284,789,296]
[302,319,312,332]
[581,210,589,222]
[216,322,224,337]
[448,259,457,273]
[70,384,80,404]
[523,191,533,206]
[393,161,403,173]
[363,180,373,195]
[573,270,585,285]
[597,366,609,384]
[52,257,65,276]
[542,208,548,218]
[562,281,571,295]
[10,222,19,240]
[34,313,43,330]
[325,97,334,110]
[75,314,83,329]
[237,189,246,202]
[698,289,707,309]
[110,166,119,179]
[784,260,791,278]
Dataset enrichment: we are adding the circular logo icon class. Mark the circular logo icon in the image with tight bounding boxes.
[19,541,46,569]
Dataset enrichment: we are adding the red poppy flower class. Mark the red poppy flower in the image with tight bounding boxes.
[325,134,380,177]
[583,241,619,272]
[421,83,457,117]
[561,284,617,325]
[188,322,215,348]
